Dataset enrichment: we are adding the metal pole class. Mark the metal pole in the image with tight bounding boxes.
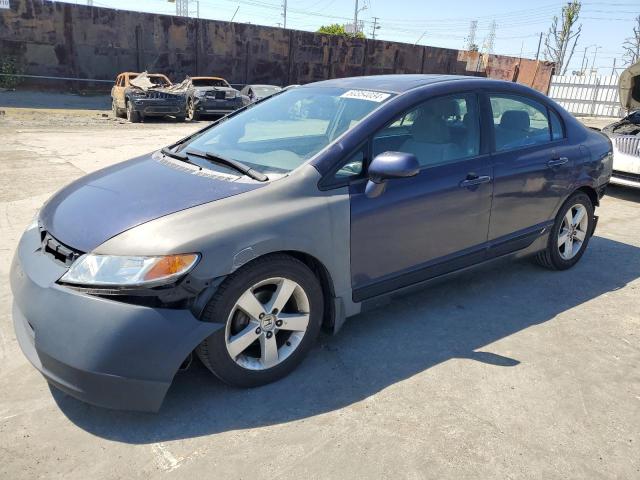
[590,46,601,75]
[535,32,543,60]
[283,0,287,29]
[354,0,358,35]
[196,0,199,19]
[230,6,239,22]
[580,47,588,74]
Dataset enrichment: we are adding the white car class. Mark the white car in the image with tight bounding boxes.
[603,61,640,188]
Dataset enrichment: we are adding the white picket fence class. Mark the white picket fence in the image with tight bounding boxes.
[548,74,624,118]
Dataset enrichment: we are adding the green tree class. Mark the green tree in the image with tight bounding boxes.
[317,23,365,39]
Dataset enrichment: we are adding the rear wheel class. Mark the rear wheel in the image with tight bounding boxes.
[535,192,594,270]
[126,101,140,123]
[196,254,323,387]
[111,98,121,118]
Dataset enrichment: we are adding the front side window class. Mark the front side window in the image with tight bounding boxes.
[372,93,480,168]
[489,94,552,151]
[183,87,394,174]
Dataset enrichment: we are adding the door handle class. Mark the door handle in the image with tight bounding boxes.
[460,175,492,188]
[547,157,569,167]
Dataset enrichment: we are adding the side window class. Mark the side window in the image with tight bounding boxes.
[549,108,564,140]
[334,149,364,179]
[115,75,121,87]
[489,94,551,152]
[372,93,480,168]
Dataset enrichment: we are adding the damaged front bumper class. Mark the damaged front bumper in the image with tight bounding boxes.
[195,96,243,115]
[10,226,222,412]
[131,98,187,117]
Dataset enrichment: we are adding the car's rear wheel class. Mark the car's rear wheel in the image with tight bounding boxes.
[186,98,199,121]
[126,101,140,123]
[535,192,594,270]
[111,98,121,118]
[196,254,323,387]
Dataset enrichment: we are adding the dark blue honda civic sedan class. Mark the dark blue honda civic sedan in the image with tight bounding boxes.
[10,75,612,411]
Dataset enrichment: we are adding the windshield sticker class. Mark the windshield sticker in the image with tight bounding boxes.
[340,90,391,102]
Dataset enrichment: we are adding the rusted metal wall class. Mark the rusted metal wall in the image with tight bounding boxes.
[0,0,554,92]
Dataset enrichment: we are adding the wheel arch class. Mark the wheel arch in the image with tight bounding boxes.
[261,250,338,334]
[575,185,599,208]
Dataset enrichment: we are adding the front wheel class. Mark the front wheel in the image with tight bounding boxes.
[535,192,594,270]
[196,254,324,387]
[186,98,199,121]
[126,101,140,123]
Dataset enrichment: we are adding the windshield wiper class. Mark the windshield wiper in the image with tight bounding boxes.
[161,147,189,161]
[185,149,268,182]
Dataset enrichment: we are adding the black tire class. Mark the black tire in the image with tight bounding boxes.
[176,115,186,122]
[196,254,324,388]
[535,191,594,270]
[126,101,140,123]
[186,98,199,121]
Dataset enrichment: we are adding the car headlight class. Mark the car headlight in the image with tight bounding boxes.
[225,91,236,99]
[195,90,207,97]
[59,253,199,287]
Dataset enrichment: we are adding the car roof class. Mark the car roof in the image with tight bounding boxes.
[249,84,281,88]
[191,76,228,81]
[306,74,487,93]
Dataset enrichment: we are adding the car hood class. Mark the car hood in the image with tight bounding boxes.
[39,152,264,252]
[619,60,640,111]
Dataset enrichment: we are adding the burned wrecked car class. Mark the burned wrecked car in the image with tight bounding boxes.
[185,77,243,121]
[602,61,640,188]
[111,71,188,123]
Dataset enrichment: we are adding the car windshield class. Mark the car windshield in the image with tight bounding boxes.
[148,75,171,87]
[253,86,282,96]
[182,87,395,174]
[193,78,229,87]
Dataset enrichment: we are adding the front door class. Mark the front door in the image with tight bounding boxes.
[349,92,493,301]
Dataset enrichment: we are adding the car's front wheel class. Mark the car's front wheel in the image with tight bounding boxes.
[126,101,140,123]
[186,98,199,121]
[536,191,594,270]
[196,254,323,387]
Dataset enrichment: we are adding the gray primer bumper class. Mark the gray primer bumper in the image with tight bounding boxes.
[10,227,223,412]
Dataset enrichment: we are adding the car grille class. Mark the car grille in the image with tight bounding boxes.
[39,229,83,266]
[614,136,640,157]
[147,91,176,100]
[612,170,640,182]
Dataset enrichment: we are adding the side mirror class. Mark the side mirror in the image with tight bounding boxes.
[365,151,420,198]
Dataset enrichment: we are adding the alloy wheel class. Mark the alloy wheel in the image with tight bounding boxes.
[558,203,589,260]
[187,99,195,121]
[224,277,310,370]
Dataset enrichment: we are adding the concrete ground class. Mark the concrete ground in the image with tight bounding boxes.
[0,93,639,479]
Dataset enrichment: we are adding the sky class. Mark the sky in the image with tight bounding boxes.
[63,0,639,75]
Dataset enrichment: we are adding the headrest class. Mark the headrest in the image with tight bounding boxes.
[500,110,530,131]
[411,105,451,143]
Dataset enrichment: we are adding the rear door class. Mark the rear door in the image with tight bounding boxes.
[485,93,577,245]
[348,92,494,300]
[113,74,126,109]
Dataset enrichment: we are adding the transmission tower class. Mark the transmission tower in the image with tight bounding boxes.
[483,20,496,56]
[466,20,477,50]
[175,0,189,16]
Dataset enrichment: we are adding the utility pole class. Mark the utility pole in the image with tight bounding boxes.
[535,32,543,60]
[590,45,601,74]
[370,16,380,40]
[354,0,359,35]
[282,0,287,29]
[611,58,616,76]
